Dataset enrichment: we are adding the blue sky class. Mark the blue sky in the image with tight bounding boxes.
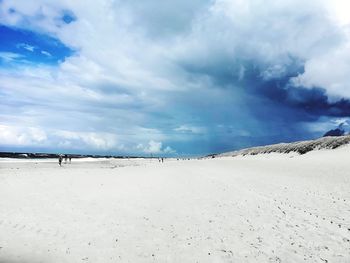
[0,25,73,66]
[1,0,350,156]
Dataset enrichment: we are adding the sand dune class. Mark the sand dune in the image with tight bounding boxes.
[218,135,350,157]
[0,147,350,262]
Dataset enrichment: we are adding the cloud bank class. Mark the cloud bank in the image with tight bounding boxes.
[0,0,350,155]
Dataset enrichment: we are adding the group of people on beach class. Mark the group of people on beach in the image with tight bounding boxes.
[58,154,72,166]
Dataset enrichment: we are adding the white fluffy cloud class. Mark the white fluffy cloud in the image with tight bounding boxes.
[0,51,23,62]
[17,43,35,52]
[285,0,350,100]
[137,140,175,154]
[54,130,119,150]
[0,123,177,153]
[291,41,350,99]
[0,125,47,146]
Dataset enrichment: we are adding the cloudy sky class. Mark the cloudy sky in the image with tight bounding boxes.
[1,0,350,156]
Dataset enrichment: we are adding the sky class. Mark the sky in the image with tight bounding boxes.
[1,0,350,156]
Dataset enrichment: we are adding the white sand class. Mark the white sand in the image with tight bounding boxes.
[0,149,350,262]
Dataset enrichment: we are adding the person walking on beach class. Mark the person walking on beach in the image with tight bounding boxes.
[58,155,63,166]
[69,157,72,163]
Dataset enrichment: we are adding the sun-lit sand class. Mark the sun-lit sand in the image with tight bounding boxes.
[1,147,350,262]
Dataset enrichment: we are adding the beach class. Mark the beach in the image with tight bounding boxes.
[0,148,350,262]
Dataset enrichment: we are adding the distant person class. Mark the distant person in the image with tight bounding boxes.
[58,155,63,166]
[69,157,72,163]
[161,158,164,163]
[64,154,68,164]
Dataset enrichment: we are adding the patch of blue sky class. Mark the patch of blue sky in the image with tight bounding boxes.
[61,10,77,24]
[0,25,74,67]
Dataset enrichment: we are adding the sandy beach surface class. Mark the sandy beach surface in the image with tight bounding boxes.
[0,148,350,262]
